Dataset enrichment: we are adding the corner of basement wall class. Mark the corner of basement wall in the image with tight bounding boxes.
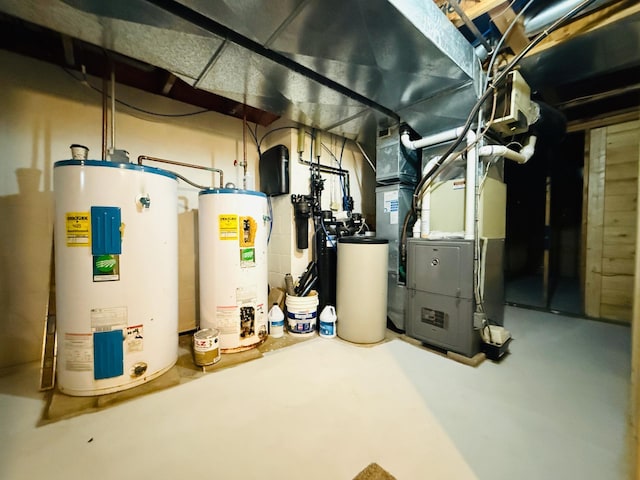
[260,122,375,290]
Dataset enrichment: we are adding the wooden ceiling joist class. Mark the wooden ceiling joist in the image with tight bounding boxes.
[524,0,640,58]
[488,3,529,55]
[439,0,509,27]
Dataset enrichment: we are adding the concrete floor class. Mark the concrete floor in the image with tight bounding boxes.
[0,306,631,479]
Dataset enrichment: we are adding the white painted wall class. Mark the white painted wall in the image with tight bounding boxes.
[260,120,376,292]
[0,50,375,368]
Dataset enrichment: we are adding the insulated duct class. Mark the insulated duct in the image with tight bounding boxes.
[523,0,615,36]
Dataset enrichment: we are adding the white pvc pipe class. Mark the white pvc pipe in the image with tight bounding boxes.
[400,126,466,150]
[478,136,538,164]
[464,130,477,240]
[421,190,431,238]
[420,157,440,238]
[405,127,536,241]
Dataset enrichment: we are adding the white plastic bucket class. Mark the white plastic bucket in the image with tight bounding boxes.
[319,305,337,338]
[286,291,319,337]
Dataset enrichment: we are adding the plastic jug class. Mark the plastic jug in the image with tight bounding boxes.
[268,303,285,338]
[319,305,337,339]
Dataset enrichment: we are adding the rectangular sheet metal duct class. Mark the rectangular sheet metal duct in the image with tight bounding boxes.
[0,0,481,140]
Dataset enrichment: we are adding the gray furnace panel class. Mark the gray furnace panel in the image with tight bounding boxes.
[407,240,474,299]
[405,238,479,357]
[405,290,477,355]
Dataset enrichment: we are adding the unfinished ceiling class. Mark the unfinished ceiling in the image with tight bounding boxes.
[0,0,481,145]
[0,0,638,143]
[440,0,640,125]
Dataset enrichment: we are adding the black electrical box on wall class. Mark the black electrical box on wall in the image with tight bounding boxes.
[259,144,289,196]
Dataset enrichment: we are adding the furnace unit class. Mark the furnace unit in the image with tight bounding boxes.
[405,237,504,357]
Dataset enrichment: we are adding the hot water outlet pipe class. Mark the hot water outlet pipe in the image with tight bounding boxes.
[137,156,224,190]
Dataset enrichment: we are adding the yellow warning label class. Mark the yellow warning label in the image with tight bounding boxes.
[239,216,257,247]
[219,214,238,240]
[66,212,91,247]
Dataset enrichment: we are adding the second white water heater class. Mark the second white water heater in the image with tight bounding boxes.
[198,189,269,352]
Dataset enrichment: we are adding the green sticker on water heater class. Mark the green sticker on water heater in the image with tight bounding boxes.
[93,255,120,282]
[240,248,255,267]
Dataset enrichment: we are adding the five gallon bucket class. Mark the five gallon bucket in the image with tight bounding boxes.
[286,291,319,337]
[193,328,221,366]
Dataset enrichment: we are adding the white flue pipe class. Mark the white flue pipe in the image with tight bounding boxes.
[400,126,466,150]
[402,126,478,239]
[478,136,538,164]
[420,157,440,238]
[420,191,431,237]
[403,127,536,241]
[464,130,477,240]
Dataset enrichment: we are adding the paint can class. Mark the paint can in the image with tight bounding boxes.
[193,328,221,366]
[285,290,318,337]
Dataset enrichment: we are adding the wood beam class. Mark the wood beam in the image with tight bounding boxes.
[632,118,640,480]
[439,0,508,27]
[567,109,640,133]
[525,0,640,58]
[488,3,529,55]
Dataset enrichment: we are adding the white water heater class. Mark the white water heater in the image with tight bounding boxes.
[53,160,179,396]
[198,189,269,352]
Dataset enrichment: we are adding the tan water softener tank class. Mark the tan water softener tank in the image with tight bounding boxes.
[336,237,389,343]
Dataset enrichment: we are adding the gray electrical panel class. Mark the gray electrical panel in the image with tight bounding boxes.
[406,239,479,357]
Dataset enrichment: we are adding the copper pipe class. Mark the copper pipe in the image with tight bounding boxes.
[138,155,224,188]
[242,109,248,177]
[102,76,108,160]
[110,68,116,153]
